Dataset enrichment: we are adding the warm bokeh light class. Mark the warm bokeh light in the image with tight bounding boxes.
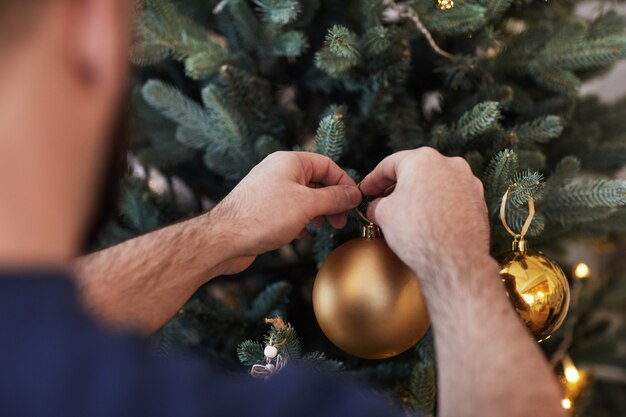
[574,262,590,279]
[559,355,588,413]
[565,365,580,383]
[561,398,572,410]
[563,356,581,383]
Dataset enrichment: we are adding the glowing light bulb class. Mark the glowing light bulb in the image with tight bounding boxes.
[563,356,580,383]
[565,366,580,383]
[574,263,590,279]
[561,398,572,410]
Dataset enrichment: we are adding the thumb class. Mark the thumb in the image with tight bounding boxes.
[366,197,387,227]
[309,185,362,217]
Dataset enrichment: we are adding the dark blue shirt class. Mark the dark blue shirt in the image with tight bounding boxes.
[0,271,403,417]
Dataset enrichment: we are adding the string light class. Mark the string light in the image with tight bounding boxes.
[574,262,590,279]
[565,365,580,383]
[561,398,572,410]
[562,356,580,383]
[559,355,587,413]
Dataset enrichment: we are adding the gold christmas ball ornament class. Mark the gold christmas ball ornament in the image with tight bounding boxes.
[499,241,570,341]
[498,188,570,342]
[313,207,430,360]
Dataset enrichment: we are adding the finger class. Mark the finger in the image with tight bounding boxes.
[360,151,413,196]
[310,216,325,229]
[296,229,308,239]
[307,185,362,218]
[366,197,384,226]
[294,152,356,187]
[367,197,395,229]
[382,184,396,197]
[327,213,348,229]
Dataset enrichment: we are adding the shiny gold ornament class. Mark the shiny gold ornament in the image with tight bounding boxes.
[437,0,454,10]
[498,188,570,342]
[313,209,430,359]
[499,244,570,341]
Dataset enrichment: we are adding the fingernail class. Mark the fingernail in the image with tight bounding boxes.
[344,186,362,206]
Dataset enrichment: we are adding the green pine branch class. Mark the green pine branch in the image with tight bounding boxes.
[512,115,563,145]
[142,80,210,133]
[542,37,626,71]
[315,106,347,162]
[578,207,626,238]
[508,170,544,206]
[361,26,392,57]
[237,318,342,373]
[547,180,626,209]
[255,0,301,24]
[484,0,513,20]
[516,150,547,171]
[143,79,256,178]
[237,340,265,366]
[543,180,626,227]
[542,156,581,197]
[423,3,486,36]
[227,0,262,52]
[483,149,518,209]
[360,0,384,28]
[504,207,546,236]
[315,25,361,77]
[254,135,283,159]
[272,31,309,57]
[247,282,293,321]
[313,223,335,268]
[410,363,437,416]
[201,84,249,149]
[589,11,626,39]
[527,64,581,95]
[131,0,227,78]
[431,102,500,150]
[454,101,501,140]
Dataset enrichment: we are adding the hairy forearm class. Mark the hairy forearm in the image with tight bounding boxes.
[419,257,566,417]
[74,211,236,334]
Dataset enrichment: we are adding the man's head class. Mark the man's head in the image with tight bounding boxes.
[0,0,131,265]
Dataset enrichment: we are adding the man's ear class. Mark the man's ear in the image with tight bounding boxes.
[67,0,129,95]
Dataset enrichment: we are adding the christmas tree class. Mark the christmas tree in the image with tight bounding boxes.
[99,0,626,415]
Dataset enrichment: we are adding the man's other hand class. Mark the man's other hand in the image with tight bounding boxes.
[360,147,491,280]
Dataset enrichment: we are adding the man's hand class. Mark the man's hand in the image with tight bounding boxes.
[360,148,566,417]
[361,147,490,278]
[76,151,361,332]
[212,151,361,264]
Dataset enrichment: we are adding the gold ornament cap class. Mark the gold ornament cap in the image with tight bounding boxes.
[512,237,528,253]
[361,223,382,238]
[356,205,382,239]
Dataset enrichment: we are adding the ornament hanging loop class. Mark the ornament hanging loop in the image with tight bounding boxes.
[355,183,382,239]
[500,186,535,252]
